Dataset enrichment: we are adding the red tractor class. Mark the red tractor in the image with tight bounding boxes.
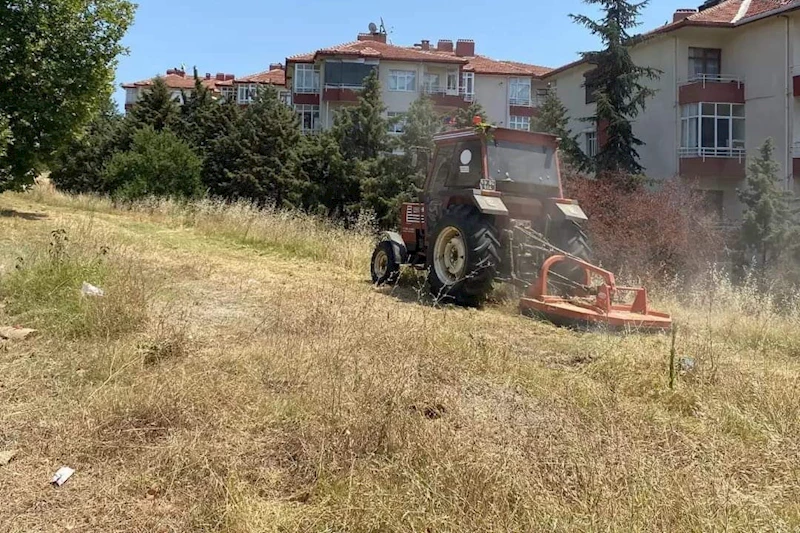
[369,124,671,331]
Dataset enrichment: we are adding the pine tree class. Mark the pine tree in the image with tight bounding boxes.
[331,70,389,160]
[534,90,586,169]
[571,0,660,185]
[454,101,487,128]
[299,132,360,216]
[126,77,180,133]
[176,72,219,153]
[738,138,800,268]
[206,87,306,206]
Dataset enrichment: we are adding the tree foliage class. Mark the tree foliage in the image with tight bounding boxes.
[50,97,124,194]
[454,101,487,128]
[738,138,800,268]
[331,70,389,160]
[534,90,586,169]
[126,77,180,134]
[299,132,360,216]
[206,87,305,206]
[103,126,202,201]
[0,0,135,190]
[571,0,660,185]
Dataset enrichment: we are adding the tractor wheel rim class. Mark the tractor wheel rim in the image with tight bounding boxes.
[373,249,389,278]
[433,226,466,285]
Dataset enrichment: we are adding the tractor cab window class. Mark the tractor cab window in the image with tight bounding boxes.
[427,144,456,195]
[446,140,483,189]
[487,140,557,188]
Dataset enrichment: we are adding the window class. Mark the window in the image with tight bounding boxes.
[220,86,235,102]
[125,88,139,104]
[428,144,456,194]
[446,71,458,94]
[387,111,405,134]
[237,84,258,104]
[170,90,184,104]
[389,70,416,92]
[295,64,320,93]
[461,72,475,100]
[584,131,598,157]
[584,70,599,104]
[279,90,292,106]
[689,47,721,79]
[509,115,530,131]
[423,73,441,93]
[295,104,320,133]
[680,102,745,157]
[446,140,483,188]
[509,77,532,106]
[324,60,376,88]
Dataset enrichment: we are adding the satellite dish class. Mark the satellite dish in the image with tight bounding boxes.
[368,21,378,33]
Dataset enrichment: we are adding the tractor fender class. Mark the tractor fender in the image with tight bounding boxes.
[547,200,588,223]
[379,231,408,264]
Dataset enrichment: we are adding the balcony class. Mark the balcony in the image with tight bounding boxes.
[679,74,745,105]
[509,94,546,117]
[322,84,362,102]
[422,86,471,108]
[679,147,746,179]
[792,141,800,176]
[292,85,320,105]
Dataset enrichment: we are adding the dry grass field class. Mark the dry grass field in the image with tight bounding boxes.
[1,182,799,532]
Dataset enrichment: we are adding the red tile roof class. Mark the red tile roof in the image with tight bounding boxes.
[287,39,552,77]
[236,67,286,86]
[121,72,229,92]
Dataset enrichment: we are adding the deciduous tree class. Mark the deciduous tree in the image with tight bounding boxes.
[0,0,135,189]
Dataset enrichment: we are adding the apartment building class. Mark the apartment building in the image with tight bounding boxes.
[547,0,800,219]
[284,31,552,134]
[121,68,235,110]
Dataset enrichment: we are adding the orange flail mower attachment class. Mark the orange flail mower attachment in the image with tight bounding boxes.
[519,255,672,332]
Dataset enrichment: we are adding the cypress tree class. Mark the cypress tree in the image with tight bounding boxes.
[738,138,800,268]
[126,77,180,133]
[454,101,487,128]
[571,0,660,185]
[534,90,586,169]
[331,69,389,160]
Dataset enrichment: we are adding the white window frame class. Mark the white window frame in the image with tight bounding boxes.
[509,77,532,106]
[509,115,530,131]
[295,64,320,94]
[220,86,235,102]
[680,102,745,158]
[389,70,416,92]
[237,83,259,104]
[295,104,320,133]
[446,71,458,95]
[125,88,139,104]
[387,111,405,134]
[584,131,598,157]
[460,72,475,100]
[423,73,441,94]
[279,90,292,107]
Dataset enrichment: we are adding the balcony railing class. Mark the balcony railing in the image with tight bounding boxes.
[678,74,744,87]
[459,87,475,102]
[509,94,547,107]
[294,86,321,94]
[422,85,459,96]
[679,146,746,160]
[324,83,365,91]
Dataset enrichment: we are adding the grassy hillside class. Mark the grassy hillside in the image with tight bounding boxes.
[1,183,799,532]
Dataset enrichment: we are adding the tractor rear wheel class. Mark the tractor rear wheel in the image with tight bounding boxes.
[427,205,500,305]
[548,220,593,293]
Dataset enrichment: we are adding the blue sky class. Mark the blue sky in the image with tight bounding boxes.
[113,0,693,108]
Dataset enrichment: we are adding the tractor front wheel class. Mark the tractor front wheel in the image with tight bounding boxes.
[427,205,500,306]
[370,240,401,285]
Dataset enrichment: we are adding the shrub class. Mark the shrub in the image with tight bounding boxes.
[564,172,724,282]
[103,126,202,201]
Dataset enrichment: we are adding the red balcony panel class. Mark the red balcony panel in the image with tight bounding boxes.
[430,93,469,108]
[509,105,536,117]
[293,92,320,105]
[679,80,745,105]
[680,157,745,180]
[794,75,800,97]
[323,87,359,102]
[793,156,800,177]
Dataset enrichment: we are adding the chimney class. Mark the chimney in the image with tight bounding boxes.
[673,8,697,22]
[225,74,235,81]
[357,32,387,43]
[437,39,454,53]
[455,39,475,57]
[205,72,211,80]
[215,73,225,81]
[166,68,176,75]
[421,39,430,51]
[269,62,284,71]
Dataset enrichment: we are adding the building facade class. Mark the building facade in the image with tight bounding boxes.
[121,69,235,110]
[546,0,800,219]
